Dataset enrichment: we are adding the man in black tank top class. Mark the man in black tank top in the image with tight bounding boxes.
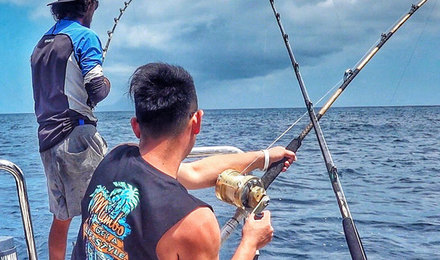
[72,63,296,259]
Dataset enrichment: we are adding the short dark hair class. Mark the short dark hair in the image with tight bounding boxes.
[50,0,90,20]
[129,63,198,138]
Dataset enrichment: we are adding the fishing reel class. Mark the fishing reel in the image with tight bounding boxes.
[215,169,269,212]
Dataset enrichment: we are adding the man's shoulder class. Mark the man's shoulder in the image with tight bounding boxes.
[164,206,219,241]
[69,23,99,40]
[49,20,99,41]
[179,207,219,237]
[103,143,139,161]
[157,207,220,259]
[175,207,220,255]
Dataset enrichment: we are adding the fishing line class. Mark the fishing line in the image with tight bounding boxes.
[269,0,367,257]
[221,0,430,251]
[390,0,436,104]
[239,78,341,175]
[100,0,342,177]
[266,79,341,149]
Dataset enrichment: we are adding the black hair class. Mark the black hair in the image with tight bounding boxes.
[129,63,198,138]
[50,0,90,20]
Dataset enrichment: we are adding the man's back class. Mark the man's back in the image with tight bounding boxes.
[31,19,104,152]
[72,144,211,259]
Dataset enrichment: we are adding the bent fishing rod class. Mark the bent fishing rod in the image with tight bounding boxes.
[220,0,429,252]
[102,0,133,62]
[269,0,367,258]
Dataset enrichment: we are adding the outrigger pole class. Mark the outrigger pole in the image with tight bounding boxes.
[220,0,429,256]
[268,0,367,257]
[261,0,429,188]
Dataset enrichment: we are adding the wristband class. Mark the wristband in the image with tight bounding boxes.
[261,149,270,172]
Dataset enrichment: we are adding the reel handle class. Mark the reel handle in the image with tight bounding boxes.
[252,195,270,219]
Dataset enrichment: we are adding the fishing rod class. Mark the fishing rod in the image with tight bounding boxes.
[261,0,429,189]
[102,0,133,61]
[220,0,429,253]
[268,0,367,258]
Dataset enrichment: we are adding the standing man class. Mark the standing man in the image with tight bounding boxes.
[71,63,296,259]
[31,0,109,259]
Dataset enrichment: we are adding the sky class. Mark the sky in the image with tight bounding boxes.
[0,0,438,114]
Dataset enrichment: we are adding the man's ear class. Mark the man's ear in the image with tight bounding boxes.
[191,110,203,135]
[131,117,141,138]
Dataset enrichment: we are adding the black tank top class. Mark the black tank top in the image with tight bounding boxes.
[71,144,211,260]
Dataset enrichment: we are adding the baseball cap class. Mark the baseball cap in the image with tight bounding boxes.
[47,0,77,6]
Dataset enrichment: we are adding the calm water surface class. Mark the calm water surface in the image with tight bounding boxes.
[0,106,439,259]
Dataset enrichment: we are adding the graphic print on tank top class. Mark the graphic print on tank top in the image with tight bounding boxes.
[83,182,139,260]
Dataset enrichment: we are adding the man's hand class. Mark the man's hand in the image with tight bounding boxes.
[267,146,296,172]
[242,210,274,250]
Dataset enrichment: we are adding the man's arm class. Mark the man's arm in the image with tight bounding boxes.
[177,146,296,189]
[85,72,111,108]
[79,32,111,108]
[232,211,273,260]
[157,207,274,260]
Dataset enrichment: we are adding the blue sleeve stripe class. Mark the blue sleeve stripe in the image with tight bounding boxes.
[57,20,103,77]
[78,34,103,76]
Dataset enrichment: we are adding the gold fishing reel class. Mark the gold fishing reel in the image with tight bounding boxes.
[215,169,268,210]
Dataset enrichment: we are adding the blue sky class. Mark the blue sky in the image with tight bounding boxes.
[0,0,438,114]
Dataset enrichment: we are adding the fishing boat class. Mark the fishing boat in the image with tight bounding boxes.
[1,0,437,259]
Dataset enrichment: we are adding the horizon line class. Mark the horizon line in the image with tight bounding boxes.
[1,104,439,116]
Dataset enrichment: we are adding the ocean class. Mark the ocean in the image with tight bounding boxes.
[0,106,439,259]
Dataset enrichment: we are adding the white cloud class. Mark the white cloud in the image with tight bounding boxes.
[30,5,52,20]
[0,0,29,5]
[22,0,438,110]
[104,63,136,76]
[115,24,171,49]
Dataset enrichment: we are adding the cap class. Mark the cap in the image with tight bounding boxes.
[47,0,77,6]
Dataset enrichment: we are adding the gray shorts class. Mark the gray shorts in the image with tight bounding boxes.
[40,125,107,220]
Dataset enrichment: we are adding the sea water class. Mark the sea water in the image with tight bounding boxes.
[0,106,439,259]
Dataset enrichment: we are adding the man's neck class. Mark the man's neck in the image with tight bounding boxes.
[138,137,186,179]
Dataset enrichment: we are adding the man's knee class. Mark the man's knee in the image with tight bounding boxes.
[51,216,72,230]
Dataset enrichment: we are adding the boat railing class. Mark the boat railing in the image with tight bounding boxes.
[188,146,244,158]
[0,160,37,260]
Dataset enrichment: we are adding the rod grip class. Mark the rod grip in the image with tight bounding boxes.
[220,208,247,245]
[261,138,301,189]
[342,217,367,260]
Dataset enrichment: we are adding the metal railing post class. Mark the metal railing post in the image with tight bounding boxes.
[0,160,38,260]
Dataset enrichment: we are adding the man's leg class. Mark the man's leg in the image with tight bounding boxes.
[48,216,72,260]
[43,126,107,259]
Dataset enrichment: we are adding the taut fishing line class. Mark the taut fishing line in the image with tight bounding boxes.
[390,0,436,104]
[239,72,343,175]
